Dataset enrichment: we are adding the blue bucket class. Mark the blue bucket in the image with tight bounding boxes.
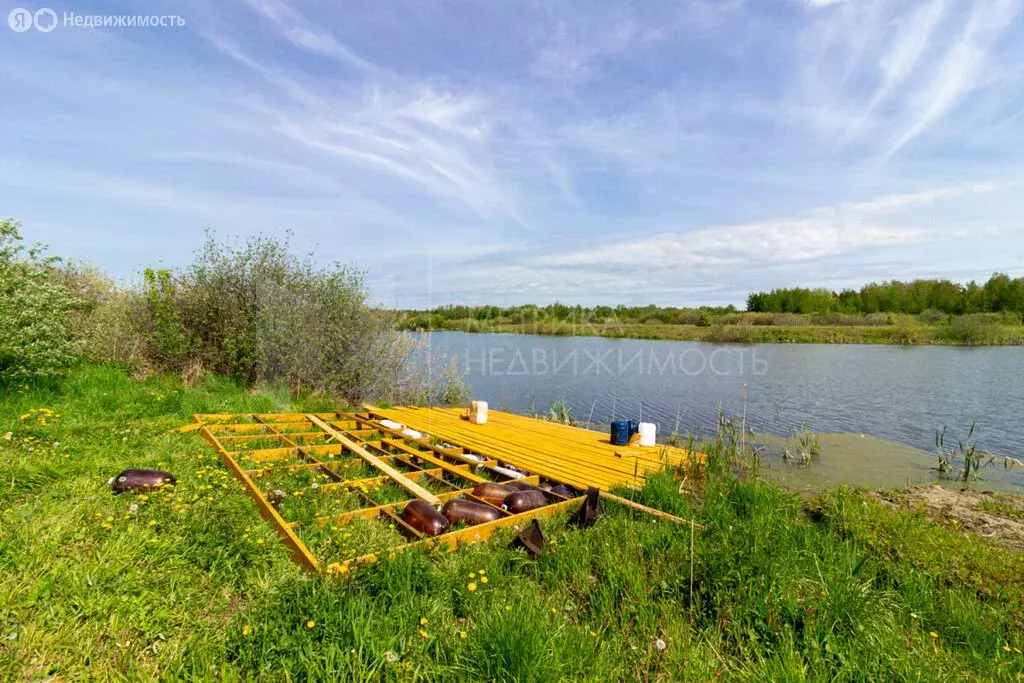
[627,419,639,438]
[610,420,630,446]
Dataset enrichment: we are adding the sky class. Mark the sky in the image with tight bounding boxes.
[1,0,1023,308]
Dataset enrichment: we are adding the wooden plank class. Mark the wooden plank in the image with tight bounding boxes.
[307,415,441,506]
[599,491,705,530]
[200,426,320,572]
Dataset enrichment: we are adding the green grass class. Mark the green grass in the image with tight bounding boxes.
[2,364,1024,679]
[411,319,1024,346]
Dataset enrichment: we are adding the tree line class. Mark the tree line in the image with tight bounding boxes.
[746,274,1024,316]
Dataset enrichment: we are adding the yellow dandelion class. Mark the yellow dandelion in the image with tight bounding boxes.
[469,572,476,579]
[105,516,114,523]
[148,520,157,526]
[420,617,428,625]
[551,608,558,614]
[307,620,316,629]
[138,494,149,502]
[1005,645,1013,652]
[243,624,251,637]
[419,630,429,639]
[930,632,938,639]
[257,539,264,545]
[480,576,489,584]
[467,582,477,592]
[505,604,511,611]
[459,631,467,639]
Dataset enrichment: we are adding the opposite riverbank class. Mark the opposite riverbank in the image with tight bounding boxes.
[399,316,1024,346]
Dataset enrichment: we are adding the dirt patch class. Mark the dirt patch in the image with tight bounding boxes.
[870,485,1024,551]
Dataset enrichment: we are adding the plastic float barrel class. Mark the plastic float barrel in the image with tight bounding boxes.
[471,482,514,506]
[505,480,543,493]
[627,419,640,438]
[502,489,549,514]
[638,422,657,447]
[610,420,630,446]
[549,484,577,498]
[401,500,450,536]
[109,468,176,494]
[492,466,526,479]
[441,498,503,525]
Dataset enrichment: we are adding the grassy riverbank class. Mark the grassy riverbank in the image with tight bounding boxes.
[400,316,1024,345]
[3,365,1024,679]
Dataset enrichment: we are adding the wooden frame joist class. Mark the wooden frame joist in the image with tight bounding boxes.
[182,408,702,574]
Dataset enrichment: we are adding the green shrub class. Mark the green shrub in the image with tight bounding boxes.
[0,219,80,380]
[937,313,1001,345]
[918,308,947,325]
[77,232,463,405]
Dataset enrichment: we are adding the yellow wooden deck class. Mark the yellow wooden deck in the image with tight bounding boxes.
[365,406,700,491]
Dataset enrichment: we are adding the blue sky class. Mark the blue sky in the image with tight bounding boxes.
[2,0,1022,307]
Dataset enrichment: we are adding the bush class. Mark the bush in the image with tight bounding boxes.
[918,308,948,325]
[79,232,463,405]
[0,219,80,380]
[937,314,1001,345]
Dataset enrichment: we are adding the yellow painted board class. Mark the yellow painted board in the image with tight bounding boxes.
[307,415,441,506]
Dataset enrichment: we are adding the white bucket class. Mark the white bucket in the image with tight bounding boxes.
[638,422,657,447]
[469,400,489,424]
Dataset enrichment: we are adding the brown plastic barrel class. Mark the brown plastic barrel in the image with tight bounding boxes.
[503,489,549,514]
[550,484,576,498]
[111,469,176,494]
[471,482,514,506]
[401,500,450,536]
[505,481,543,493]
[441,498,503,525]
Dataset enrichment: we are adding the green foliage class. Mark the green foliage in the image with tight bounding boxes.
[77,231,465,405]
[0,219,80,380]
[749,274,1024,316]
[936,313,1002,345]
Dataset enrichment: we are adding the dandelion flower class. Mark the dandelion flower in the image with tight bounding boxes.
[1005,645,1013,652]
[505,605,511,611]
[384,650,398,662]
[105,516,114,523]
[420,617,429,625]
[467,582,477,592]
[257,539,264,545]
[242,624,251,637]
[459,631,467,639]
[469,572,475,579]
[478,569,485,574]
[655,639,667,651]
[419,630,428,639]
[930,632,938,639]
[307,620,316,629]
[480,576,488,584]
[148,520,157,526]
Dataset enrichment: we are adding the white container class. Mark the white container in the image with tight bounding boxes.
[638,422,657,447]
[380,419,404,431]
[492,466,525,479]
[401,428,423,439]
[469,400,489,424]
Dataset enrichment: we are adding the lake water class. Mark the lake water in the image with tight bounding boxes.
[425,332,1024,492]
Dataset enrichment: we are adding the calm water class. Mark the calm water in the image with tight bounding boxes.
[424,332,1024,490]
